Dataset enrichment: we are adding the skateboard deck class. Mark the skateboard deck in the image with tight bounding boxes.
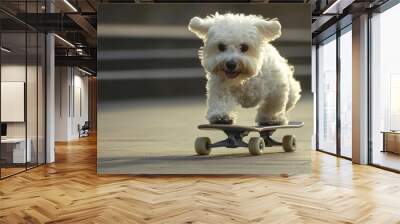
[195,121,304,156]
[198,121,304,133]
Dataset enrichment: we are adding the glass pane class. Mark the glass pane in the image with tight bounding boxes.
[1,30,27,177]
[27,30,38,169]
[38,33,45,165]
[317,37,337,154]
[0,1,46,178]
[371,4,400,171]
[339,29,352,158]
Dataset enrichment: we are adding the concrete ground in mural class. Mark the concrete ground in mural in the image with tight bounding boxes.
[97,94,313,175]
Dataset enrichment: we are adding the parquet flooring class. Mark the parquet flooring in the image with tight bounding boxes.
[1,135,400,223]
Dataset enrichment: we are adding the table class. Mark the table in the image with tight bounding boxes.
[382,131,400,154]
[1,138,32,164]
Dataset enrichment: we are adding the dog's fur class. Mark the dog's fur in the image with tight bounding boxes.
[188,13,301,125]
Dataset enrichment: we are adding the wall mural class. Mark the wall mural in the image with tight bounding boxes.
[97,3,312,175]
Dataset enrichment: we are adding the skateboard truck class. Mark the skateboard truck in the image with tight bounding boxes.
[209,130,249,148]
[209,130,282,148]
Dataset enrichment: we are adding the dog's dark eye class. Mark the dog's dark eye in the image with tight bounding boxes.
[240,44,249,52]
[218,43,226,52]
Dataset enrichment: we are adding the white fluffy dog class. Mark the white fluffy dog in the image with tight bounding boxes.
[188,13,301,125]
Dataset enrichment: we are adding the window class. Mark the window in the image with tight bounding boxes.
[339,28,352,158]
[317,36,337,154]
[370,3,400,171]
[315,25,353,159]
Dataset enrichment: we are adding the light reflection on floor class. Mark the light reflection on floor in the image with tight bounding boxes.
[372,151,400,171]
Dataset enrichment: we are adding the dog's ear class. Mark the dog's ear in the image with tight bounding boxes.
[188,17,212,39]
[255,19,281,42]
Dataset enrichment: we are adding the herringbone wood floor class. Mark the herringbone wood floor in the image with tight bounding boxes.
[1,135,400,224]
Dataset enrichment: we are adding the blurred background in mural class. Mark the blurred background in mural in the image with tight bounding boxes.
[98,4,312,174]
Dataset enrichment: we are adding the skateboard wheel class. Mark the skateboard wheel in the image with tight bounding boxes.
[248,137,265,156]
[282,135,296,152]
[195,137,211,155]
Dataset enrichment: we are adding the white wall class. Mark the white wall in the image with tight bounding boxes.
[71,73,89,138]
[55,67,89,141]
[1,65,26,81]
[1,63,46,164]
[55,67,70,141]
[1,65,26,141]
[1,82,25,122]
[1,65,36,138]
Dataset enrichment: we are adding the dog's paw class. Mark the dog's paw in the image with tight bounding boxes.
[209,114,234,124]
[257,116,288,126]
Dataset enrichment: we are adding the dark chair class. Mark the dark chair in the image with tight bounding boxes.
[79,121,90,138]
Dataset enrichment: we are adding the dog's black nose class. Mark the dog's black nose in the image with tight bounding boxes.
[225,60,237,71]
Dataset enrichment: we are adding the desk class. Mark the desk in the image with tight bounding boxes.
[1,138,31,163]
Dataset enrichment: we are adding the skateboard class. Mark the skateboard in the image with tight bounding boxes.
[195,121,304,156]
